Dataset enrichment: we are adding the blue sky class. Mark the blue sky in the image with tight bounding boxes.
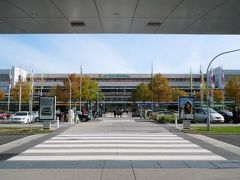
[0,34,240,74]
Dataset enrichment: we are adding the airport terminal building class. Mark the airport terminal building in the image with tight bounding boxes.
[0,66,239,111]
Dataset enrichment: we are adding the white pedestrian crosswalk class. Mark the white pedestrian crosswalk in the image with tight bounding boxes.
[8,133,226,161]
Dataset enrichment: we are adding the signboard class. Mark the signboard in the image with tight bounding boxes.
[39,96,56,120]
[179,96,195,120]
[103,74,129,78]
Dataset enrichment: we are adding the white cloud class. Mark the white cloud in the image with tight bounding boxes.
[0,35,240,74]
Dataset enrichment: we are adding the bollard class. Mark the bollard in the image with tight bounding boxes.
[57,117,59,128]
[175,116,178,128]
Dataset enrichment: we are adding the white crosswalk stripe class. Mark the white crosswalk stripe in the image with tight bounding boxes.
[8,133,226,161]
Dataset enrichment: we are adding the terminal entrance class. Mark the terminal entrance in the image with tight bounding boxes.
[1,1,240,179]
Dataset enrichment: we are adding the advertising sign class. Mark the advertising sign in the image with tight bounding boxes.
[39,96,55,120]
[179,96,195,120]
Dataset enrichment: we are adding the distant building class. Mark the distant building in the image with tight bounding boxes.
[0,66,27,93]
[0,66,240,111]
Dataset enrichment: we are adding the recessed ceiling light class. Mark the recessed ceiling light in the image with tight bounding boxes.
[147,22,162,26]
[70,21,86,27]
[113,13,120,16]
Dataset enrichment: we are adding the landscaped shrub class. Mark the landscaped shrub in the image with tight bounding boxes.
[150,113,176,124]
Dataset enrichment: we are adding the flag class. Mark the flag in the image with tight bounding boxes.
[30,67,34,95]
[9,69,12,90]
[210,67,215,89]
[190,68,193,95]
[200,65,206,90]
[200,65,202,88]
[80,65,82,96]
[221,67,225,89]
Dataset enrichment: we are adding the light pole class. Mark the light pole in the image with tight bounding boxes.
[66,76,72,122]
[206,49,240,131]
[90,89,99,118]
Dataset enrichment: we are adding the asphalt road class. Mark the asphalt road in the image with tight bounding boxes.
[207,135,240,147]
[0,135,28,146]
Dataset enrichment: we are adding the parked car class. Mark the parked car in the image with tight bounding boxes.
[0,112,12,119]
[32,111,39,122]
[76,112,90,122]
[216,110,233,123]
[132,111,140,117]
[194,108,224,123]
[10,111,33,124]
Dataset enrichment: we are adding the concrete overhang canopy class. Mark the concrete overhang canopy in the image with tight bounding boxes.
[0,0,240,34]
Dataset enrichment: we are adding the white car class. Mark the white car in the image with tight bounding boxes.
[10,111,33,124]
[195,108,224,123]
[31,112,39,122]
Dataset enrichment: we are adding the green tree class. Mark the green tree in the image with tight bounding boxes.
[11,82,31,102]
[132,83,150,102]
[149,73,172,104]
[171,88,187,102]
[225,76,240,105]
[81,76,100,101]
[0,90,5,100]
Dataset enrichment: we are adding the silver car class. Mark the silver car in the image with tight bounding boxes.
[195,108,224,123]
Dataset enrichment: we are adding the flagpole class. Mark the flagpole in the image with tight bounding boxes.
[7,68,12,113]
[40,66,43,96]
[221,67,225,110]
[151,62,153,112]
[79,66,82,113]
[200,65,204,107]
[206,48,240,131]
[19,66,22,112]
[29,66,34,130]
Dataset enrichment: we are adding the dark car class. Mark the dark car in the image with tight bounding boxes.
[77,112,90,122]
[132,111,140,117]
[217,110,233,123]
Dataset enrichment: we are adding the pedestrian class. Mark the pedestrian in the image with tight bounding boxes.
[120,108,123,117]
[113,109,117,117]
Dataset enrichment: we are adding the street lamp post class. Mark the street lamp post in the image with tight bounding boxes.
[90,89,99,118]
[206,49,240,131]
[66,76,72,123]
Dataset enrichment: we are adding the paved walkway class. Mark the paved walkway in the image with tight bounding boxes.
[1,117,240,180]
[8,118,224,161]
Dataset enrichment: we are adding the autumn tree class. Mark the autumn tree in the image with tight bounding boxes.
[0,90,5,100]
[52,74,101,103]
[132,83,150,102]
[171,88,187,101]
[53,85,68,101]
[11,82,31,102]
[195,91,205,101]
[225,76,240,105]
[149,73,172,104]
[213,89,224,103]
[64,74,80,101]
